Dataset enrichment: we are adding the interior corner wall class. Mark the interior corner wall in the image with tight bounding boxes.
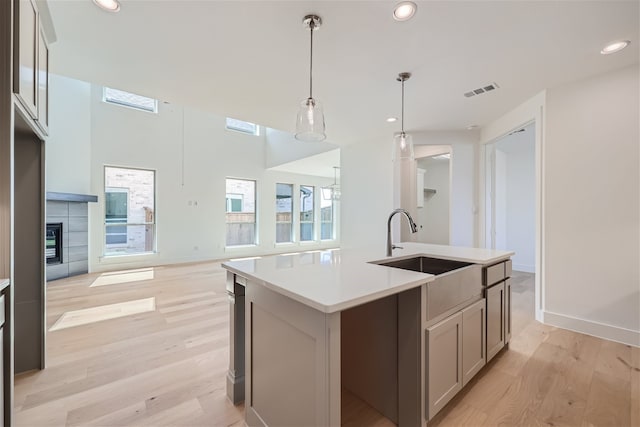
[45,74,91,194]
[544,64,639,345]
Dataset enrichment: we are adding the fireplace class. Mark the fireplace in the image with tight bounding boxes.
[46,223,62,265]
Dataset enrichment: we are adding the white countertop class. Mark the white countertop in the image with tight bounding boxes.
[222,243,513,314]
[0,278,8,292]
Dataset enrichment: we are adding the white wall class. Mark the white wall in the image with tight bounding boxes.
[499,128,536,272]
[481,66,639,345]
[45,74,91,194]
[341,131,478,252]
[265,128,338,168]
[341,137,394,251]
[494,149,507,251]
[544,65,639,345]
[412,131,478,247]
[416,157,449,245]
[47,77,339,272]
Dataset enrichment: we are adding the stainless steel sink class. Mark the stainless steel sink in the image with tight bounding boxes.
[377,256,473,275]
[374,256,482,322]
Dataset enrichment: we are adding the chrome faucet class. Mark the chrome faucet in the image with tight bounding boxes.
[387,209,418,256]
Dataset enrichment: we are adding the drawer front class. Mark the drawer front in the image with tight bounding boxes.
[484,262,505,286]
[505,260,513,278]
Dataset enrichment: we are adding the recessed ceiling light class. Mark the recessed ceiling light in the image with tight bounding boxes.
[466,125,478,130]
[93,0,120,12]
[386,117,398,123]
[600,40,630,55]
[393,1,417,21]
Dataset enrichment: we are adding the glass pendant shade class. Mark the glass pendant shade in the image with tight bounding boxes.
[295,97,326,142]
[331,187,341,201]
[392,72,415,162]
[323,166,340,201]
[392,131,414,161]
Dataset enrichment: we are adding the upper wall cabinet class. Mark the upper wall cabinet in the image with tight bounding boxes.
[14,0,38,118]
[37,27,49,133]
[14,0,49,136]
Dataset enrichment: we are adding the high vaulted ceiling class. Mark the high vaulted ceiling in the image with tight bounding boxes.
[47,1,638,146]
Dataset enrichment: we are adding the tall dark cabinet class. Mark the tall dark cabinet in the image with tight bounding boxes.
[1,0,51,424]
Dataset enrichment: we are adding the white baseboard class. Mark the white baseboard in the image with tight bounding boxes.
[543,311,640,347]
[512,263,535,273]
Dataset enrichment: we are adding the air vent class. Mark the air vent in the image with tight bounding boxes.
[464,82,500,98]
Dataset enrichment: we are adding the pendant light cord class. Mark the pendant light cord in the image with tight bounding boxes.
[309,20,314,100]
[401,78,405,134]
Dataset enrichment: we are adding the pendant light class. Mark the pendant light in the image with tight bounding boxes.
[329,166,341,201]
[392,72,415,162]
[295,15,326,142]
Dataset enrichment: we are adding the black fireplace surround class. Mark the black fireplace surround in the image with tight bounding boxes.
[46,223,62,265]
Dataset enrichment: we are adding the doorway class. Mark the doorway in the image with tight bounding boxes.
[485,122,535,270]
[415,153,451,244]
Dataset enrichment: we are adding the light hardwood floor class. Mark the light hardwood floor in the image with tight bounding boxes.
[14,265,639,426]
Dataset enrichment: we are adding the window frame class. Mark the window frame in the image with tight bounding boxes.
[225,117,260,136]
[275,183,294,244]
[226,194,243,212]
[103,165,157,257]
[320,187,335,241]
[225,177,258,247]
[103,87,158,114]
[299,185,316,242]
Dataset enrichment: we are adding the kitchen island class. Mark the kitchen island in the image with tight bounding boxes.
[222,243,513,426]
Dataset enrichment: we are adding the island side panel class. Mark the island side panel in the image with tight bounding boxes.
[245,280,340,427]
[341,295,399,424]
[398,285,426,427]
[226,272,245,404]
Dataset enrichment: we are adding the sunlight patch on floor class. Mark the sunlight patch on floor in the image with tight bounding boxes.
[49,297,156,331]
[90,268,155,287]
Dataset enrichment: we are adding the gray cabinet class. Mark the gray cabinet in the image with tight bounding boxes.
[462,298,485,386]
[36,26,48,133]
[244,280,341,427]
[0,293,4,425]
[427,311,462,420]
[486,282,505,362]
[505,279,512,344]
[14,0,49,135]
[14,0,38,118]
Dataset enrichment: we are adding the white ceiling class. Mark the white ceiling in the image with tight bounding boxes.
[47,1,639,146]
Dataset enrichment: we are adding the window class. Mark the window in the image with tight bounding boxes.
[300,185,315,242]
[226,194,243,212]
[103,87,158,113]
[321,189,334,240]
[276,183,293,243]
[104,166,156,255]
[226,117,259,135]
[226,178,257,246]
